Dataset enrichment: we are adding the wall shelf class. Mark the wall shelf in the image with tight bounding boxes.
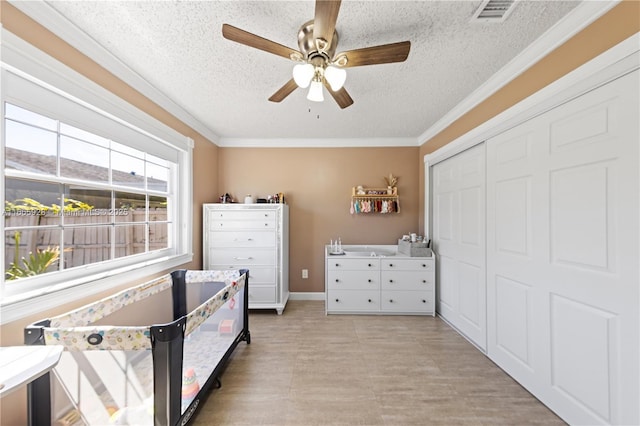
[351,187,399,214]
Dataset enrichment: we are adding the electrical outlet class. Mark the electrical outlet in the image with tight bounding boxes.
[302,269,309,279]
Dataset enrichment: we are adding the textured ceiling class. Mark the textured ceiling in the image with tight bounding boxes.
[42,0,580,144]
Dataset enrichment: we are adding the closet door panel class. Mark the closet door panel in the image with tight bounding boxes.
[432,143,486,350]
[495,275,532,368]
[550,295,616,421]
[488,125,542,387]
[437,254,458,316]
[495,177,532,256]
[487,69,638,425]
[434,178,457,320]
[550,162,612,270]
[545,72,637,425]
[458,261,482,330]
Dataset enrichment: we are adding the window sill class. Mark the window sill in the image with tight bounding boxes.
[0,253,192,325]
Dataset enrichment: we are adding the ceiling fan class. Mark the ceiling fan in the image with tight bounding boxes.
[222,0,411,109]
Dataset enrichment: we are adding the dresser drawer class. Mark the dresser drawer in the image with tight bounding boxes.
[209,265,275,285]
[208,219,276,230]
[327,258,380,271]
[381,271,434,291]
[380,291,433,312]
[208,248,275,266]
[208,230,276,248]
[208,210,277,222]
[326,290,380,311]
[381,258,434,271]
[327,270,379,290]
[248,286,276,304]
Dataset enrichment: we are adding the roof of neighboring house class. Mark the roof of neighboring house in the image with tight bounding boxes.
[5,147,166,187]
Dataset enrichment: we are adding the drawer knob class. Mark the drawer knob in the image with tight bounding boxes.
[335,263,340,267]
[335,279,339,283]
[389,299,394,303]
[389,264,394,267]
[368,279,372,283]
[335,298,339,302]
[368,299,372,303]
[422,299,427,303]
[389,279,394,283]
[264,223,268,226]
[422,264,427,268]
[422,280,427,283]
[368,263,372,267]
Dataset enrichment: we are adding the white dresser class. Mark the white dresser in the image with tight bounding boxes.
[203,204,289,314]
[325,245,435,315]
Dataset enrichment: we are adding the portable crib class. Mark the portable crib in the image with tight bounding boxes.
[24,269,250,426]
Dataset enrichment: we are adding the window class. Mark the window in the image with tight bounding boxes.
[1,31,193,321]
[5,102,172,275]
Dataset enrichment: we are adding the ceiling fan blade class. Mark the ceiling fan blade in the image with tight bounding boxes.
[314,0,341,48]
[269,79,298,103]
[222,24,299,60]
[339,41,411,68]
[324,81,353,109]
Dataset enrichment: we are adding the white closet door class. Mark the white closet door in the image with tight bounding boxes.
[432,143,486,350]
[487,69,639,425]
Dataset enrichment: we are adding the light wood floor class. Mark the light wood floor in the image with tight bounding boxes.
[192,301,565,425]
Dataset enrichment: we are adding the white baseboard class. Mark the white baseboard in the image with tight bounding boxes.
[289,292,325,301]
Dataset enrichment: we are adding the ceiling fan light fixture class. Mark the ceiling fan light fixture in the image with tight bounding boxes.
[324,65,347,91]
[307,79,324,102]
[293,63,315,88]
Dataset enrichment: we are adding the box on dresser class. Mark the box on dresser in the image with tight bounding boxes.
[397,239,432,257]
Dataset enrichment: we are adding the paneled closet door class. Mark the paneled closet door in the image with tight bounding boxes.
[486,69,639,425]
[432,143,486,350]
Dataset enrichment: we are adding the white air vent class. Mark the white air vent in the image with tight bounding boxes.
[471,0,517,22]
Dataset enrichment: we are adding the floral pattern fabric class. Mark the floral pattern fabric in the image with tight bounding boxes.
[49,274,173,328]
[41,270,247,351]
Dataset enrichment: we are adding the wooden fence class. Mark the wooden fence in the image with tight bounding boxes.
[4,209,168,273]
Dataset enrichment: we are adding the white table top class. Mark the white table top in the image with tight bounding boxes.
[0,345,63,397]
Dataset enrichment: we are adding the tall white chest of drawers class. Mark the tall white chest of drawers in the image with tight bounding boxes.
[203,204,289,314]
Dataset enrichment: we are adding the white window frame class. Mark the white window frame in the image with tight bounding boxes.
[0,29,193,323]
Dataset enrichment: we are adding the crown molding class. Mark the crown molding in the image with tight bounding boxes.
[416,0,621,146]
[217,137,419,148]
[7,0,221,146]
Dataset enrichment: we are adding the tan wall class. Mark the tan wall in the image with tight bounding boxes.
[218,147,420,292]
[417,1,640,230]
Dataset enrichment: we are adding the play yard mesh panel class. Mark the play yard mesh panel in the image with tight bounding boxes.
[29,270,247,425]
